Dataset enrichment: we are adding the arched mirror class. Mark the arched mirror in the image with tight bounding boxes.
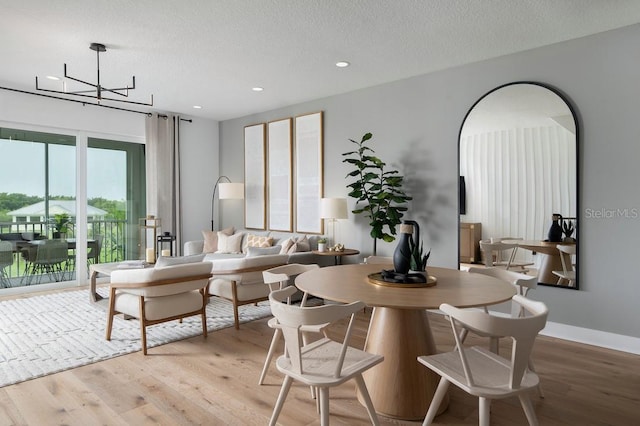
[459,82,579,289]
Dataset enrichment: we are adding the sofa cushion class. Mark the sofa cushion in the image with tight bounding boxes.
[155,253,206,268]
[245,234,274,249]
[216,231,244,254]
[287,235,310,253]
[246,245,282,257]
[202,227,234,253]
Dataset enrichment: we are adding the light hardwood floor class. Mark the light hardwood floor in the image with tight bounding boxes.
[1,292,639,425]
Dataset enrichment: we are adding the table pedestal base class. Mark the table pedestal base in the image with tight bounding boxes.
[357,307,448,420]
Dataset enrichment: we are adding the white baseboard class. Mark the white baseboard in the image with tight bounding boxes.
[430,309,640,355]
[539,321,640,355]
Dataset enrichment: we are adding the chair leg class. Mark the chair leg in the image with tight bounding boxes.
[355,375,379,426]
[519,393,539,426]
[269,375,293,426]
[259,328,281,385]
[423,378,450,426]
[479,397,491,426]
[528,358,544,398]
[319,387,330,426]
[139,296,148,355]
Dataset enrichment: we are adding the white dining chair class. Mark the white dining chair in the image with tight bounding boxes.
[268,286,383,426]
[258,263,326,385]
[552,244,576,287]
[466,267,544,397]
[480,239,533,272]
[418,295,548,426]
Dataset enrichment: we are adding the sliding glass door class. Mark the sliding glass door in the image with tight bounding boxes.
[0,127,145,292]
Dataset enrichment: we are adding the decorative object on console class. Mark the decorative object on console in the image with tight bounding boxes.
[547,213,563,242]
[317,238,327,252]
[139,216,161,263]
[320,197,347,248]
[342,132,412,255]
[211,176,244,231]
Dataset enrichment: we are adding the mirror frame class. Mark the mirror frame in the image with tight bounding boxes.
[458,81,580,290]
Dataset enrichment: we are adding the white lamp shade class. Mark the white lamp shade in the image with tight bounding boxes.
[218,182,244,199]
[320,198,348,219]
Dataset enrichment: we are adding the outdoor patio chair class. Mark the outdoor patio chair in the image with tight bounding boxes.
[0,241,13,288]
[25,240,68,285]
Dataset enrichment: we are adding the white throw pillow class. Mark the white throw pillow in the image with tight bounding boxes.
[279,238,294,254]
[202,227,234,253]
[155,253,206,268]
[216,232,244,254]
[246,245,282,257]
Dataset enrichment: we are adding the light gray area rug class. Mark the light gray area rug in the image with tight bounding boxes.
[0,288,272,387]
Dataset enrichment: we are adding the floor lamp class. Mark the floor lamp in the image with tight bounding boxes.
[211,176,244,231]
[320,198,348,246]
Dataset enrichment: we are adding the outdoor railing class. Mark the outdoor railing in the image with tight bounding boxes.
[0,219,131,288]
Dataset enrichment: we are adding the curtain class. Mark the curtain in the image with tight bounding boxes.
[145,114,183,255]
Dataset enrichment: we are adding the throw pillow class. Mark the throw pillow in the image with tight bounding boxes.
[246,245,282,257]
[279,238,294,254]
[202,227,234,253]
[155,253,206,268]
[245,234,274,249]
[216,231,244,254]
[287,235,310,254]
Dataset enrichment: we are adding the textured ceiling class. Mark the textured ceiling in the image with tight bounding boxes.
[2,0,640,121]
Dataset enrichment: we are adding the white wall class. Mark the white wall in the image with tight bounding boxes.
[219,24,640,340]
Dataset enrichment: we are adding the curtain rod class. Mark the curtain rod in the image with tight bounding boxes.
[1,85,153,116]
[156,114,192,122]
[1,86,193,122]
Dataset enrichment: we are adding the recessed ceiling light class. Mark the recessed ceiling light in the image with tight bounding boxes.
[46,75,60,81]
[252,87,264,92]
[335,61,350,68]
[193,105,202,109]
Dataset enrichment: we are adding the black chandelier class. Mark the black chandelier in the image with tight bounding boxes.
[35,42,153,106]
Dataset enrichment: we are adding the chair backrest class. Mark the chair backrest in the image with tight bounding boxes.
[557,244,576,273]
[35,240,68,264]
[89,235,104,260]
[364,255,393,265]
[0,241,13,267]
[263,263,319,304]
[468,266,538,297]
[441,295,548,389]
[269,286,365,378]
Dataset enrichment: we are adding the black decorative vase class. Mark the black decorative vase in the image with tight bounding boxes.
[548,213,563,242]
[393,220,416,274]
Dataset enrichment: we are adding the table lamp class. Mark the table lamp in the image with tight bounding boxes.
[320,197,348,246]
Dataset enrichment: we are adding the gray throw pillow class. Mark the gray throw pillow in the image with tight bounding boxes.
[155,253,206,267]
[246,245,283,257]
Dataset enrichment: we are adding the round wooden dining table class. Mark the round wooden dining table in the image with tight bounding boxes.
[295,263,516,420]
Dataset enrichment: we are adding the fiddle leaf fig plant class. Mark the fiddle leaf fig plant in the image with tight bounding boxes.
[342,132,412,254]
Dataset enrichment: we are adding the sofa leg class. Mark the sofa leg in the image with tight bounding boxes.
[139,296,148,355]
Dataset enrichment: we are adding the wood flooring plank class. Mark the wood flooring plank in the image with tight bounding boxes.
[1,292,639,425]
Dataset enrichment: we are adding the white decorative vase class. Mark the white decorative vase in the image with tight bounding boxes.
[318,243,326,252]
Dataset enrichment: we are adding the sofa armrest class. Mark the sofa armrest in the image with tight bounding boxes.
[184,240,205,256]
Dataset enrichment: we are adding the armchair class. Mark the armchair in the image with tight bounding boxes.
[105,262,212,355]
[207,254,289,329]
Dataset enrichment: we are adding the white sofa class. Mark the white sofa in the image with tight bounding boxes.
[184,229,333,266]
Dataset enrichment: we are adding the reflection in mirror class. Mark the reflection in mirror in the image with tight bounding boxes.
[459,82,578,289]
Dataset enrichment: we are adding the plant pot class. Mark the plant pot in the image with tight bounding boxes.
[318,243,326,252]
